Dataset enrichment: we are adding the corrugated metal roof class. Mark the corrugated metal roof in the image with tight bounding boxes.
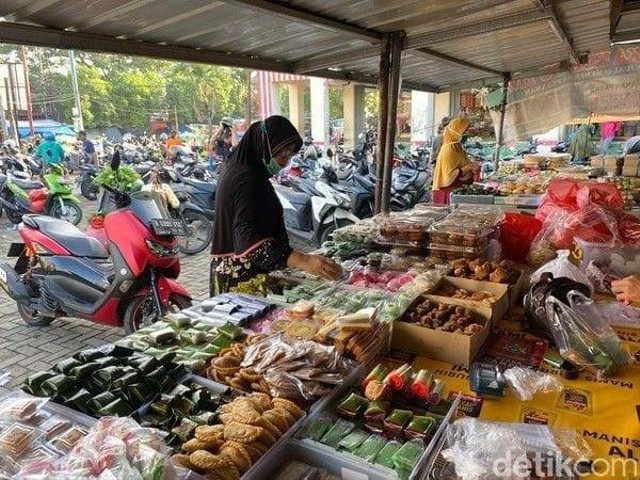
[0,0,613,91]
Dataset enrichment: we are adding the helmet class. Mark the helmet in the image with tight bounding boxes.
[221,117,234,129]
[43,132,56,142]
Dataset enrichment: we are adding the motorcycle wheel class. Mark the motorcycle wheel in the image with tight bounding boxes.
[123,293,191,334]
[177,210,213,255]
[17,303,54,327]
[50,201,83,225]
[81,180,99,201]
[319,218,354,246]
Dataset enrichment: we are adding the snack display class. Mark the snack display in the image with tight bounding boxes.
[206,334,355,402]
[116,315,242,373]
[450,258,520,284]
[298,363,447,478]
[435,283,498,304]
[171,393,303,477]
[401,299,485,335]
[23,346,189,417]
[378,208,450,245]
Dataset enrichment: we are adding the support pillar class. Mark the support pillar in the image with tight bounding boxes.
[374,35,391,213]
[410,90,434,147]
[310,77,329,148]
[343,83,366,148]
[270,82,281,116]
[288,82,305,134]
[380,33,403,213]
[493,74,511,170]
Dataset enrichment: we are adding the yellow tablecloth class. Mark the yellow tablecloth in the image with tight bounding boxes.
[396,316,640,478]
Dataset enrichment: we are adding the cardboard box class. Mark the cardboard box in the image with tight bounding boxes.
[590,156,604,168]
[392,296,492,366]
[426,276,509,322]
[603,156,619,167]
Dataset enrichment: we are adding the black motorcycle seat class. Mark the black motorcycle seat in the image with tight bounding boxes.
[183,177,215,193]
[13,178,44,190]
[22,215,109,258]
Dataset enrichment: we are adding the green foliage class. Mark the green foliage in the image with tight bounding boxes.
[94,164,141,192]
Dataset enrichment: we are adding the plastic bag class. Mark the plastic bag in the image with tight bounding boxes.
[503,367,563,401]
[442,418,592,480]
[531,250,593,294]
[597,301,640,328]
[545,291,632,377]
[500,212,541,262]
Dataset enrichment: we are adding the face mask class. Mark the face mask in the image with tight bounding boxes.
[265,157,283,176]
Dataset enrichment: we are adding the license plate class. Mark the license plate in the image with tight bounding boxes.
[151,219,187,236]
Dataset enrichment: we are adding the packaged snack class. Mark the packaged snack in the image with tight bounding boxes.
[40,374,75,397]
[50,426,88,453]
[384,364,414,391]
[20,444,59,464]
[0,423,40,457]
[40,416,72,440]
[363,401,390,428]
[338,429,370,452]
[362,364,388,389]
[404,415,437,440]
[336,393,368,420]
[320,419,354,448]
[375,440,401,469]
[364,380,391,402]
[383,409,413,438]
[0,392,48,421]
[353,434,386,462]
[410,369,434,399]
[392,439,425,472]
[298,415,333,442]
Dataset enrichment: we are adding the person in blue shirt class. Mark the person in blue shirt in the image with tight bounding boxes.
[34,132,65,168]
[78,131,97,165]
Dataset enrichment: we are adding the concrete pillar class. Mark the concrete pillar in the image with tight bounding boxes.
[343,83,366,148]
[434,92,451,131]
[288,82,305,134]
[410,90,435,146]
[310,76,329,148]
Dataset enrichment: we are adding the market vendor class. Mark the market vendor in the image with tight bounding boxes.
[431,116,480,205]
[611,275,640,302]
[210,115,342,295]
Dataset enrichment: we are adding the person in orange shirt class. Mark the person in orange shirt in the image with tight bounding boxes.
[165,131,183,149]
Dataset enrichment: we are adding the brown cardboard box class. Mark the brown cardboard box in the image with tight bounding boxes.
[590,156,604,168]
[425,276,509,322]
[391,296,492,366]
[623,156,640,177]
[603,156,619,167]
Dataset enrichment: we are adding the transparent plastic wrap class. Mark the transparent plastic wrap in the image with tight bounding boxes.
[442,418,593,480]
[597,301,640,327]
[502,367,563,401]
[531,250,594,294]
[546,291,633,377]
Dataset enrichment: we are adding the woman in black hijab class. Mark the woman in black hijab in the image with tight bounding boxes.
[210,115,342,295]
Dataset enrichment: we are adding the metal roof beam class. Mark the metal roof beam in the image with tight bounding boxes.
[411,47,505,77]
[75,0,155,31]
[294,8,553,74]
[622,0,640,12]
[533,1,579,64]
[221,0,382,43]
[307,68,438,93]
[0,21,291,72]
[611,0,625,40]
[4,0,59,21]
[611,28,640,44]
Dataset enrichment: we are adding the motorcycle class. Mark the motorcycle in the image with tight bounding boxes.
[390,155,431,211]
[0,152,191,334]
[0,164,83,225]
[75,164,100,200]
[273,168,359,246]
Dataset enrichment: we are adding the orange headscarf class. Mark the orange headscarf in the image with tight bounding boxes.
[432,117,470,191]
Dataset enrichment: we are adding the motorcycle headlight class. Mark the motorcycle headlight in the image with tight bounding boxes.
[145,239,179,257]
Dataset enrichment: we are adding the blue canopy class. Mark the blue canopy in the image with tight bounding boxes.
[17,119,76,139]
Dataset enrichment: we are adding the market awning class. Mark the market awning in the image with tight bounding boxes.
[0,0,613,92]
[16,119,75,138]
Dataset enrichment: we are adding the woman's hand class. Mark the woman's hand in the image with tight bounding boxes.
[611,276,640,302]
[288,252,342,280]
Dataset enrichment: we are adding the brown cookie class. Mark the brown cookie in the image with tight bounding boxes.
[220,441,253,474]
[256,416,282,438]
[262,409,288,433]
[272,406,296,428]
[223,422,263,443]
[241,442,264,463]
[182,437,222,453]
[248,392,273,411]
[272,398,304,419]
[172,453,201,472]
[195,425,225,442]
[189,450,232,471]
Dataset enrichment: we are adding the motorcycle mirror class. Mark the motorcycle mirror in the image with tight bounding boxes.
[326,148,334,158]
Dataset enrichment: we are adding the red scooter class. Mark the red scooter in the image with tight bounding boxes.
[0,154,191,333]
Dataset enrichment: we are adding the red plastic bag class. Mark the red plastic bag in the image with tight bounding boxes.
[500,212,542,262]
[28,188,47,213]
[576,182,625,211]
[536,179,580,222]
[616,212,640,247]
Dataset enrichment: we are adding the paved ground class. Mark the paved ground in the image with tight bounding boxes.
[0,190,310,395]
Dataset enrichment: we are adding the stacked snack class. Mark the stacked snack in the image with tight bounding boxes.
[429,209,501,261]
[181,294,277,327]
[206,334,355,403]
[0,392,95,477]
[450,258,520,284]
[378,208,450,247]
[116,314,243,373]
[298,363,448,479]
[401,299,485,335]
[23,346,188,417]
[172,394,304,479]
